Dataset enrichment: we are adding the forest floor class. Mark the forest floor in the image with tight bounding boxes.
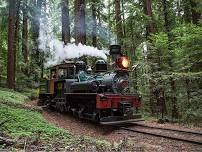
[1,88,202,151]
[26,100,202,152]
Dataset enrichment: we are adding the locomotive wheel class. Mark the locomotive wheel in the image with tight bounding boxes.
[37,99,44,106]
[55,101,60,112]
[60,102,66,113]
[55,102,65,113]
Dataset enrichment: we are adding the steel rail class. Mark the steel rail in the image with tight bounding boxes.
[131,123,202,136]
[119,126,202,145]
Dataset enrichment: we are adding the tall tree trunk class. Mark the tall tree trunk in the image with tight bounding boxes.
[115,0,123,45]
[186,79,190,103]
[143,0,155,37]
[74,0,80,44]
[144,0,168,119]
[7,0,16,89]
[74,0,86,45]
[183,0,192,23]
[190,0,201,24]
[162,0,178,119]
[162,0,172,40]
[121,0,126,38]
[61,0,70,45]
[107,0,111,45]
[80,0,86,44]
[92,0,97,47]
[32,0,43,63]
[14,0,21,84]
[22,0,28,64]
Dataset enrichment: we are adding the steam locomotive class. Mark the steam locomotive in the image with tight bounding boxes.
[38,45,142,124]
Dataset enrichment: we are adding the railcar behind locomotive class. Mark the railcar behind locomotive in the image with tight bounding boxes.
[38,45,142,124]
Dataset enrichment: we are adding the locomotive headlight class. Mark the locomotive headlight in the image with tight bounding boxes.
[116,56,130,69]
[122,58,129,68]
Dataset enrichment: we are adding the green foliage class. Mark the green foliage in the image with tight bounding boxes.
[0,88,71,142]
[0,105,71,140]
[135,24,202,124]
[0,88,28,104]
[0,88,114,150]
[171,24,202,72]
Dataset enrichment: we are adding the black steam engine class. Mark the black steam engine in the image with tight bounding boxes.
[38,45,142,124]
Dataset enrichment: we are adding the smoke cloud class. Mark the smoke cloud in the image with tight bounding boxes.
[38,18,109,67]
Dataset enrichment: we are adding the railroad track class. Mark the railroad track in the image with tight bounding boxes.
[117,123,202,145]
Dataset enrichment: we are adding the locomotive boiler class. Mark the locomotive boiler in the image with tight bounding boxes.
[38,45,142,124]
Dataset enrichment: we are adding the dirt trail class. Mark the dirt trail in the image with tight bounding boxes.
[25,100,202,152]
[26,100,123,143]
[42,110,123,142]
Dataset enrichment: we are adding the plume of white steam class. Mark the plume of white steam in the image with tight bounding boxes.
[38,18,109,67]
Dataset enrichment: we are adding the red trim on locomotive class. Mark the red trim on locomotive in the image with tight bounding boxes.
[96,94,141,109]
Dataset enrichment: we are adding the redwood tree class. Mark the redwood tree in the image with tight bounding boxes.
[92,0,97,47]
[14,0,21,79]
[80,0,86,44]
[143,0,155,37]
[74,0,86,45]
[190,0,201,24]
[162,0,178,119]
[22,0,28,64]
[183,0,192,23]
[7,0,16,89]
[32,0,43,63]
[115,0,123,44]
[61,0,70,45]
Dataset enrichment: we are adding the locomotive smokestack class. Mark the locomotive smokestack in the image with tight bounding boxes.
[109,45,122,65]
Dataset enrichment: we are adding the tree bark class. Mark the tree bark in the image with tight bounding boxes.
[183,0,192,23]
[162,0,170,37]
[121,0,126,38]
[107,0,111,45]
[115,0,123,45]
[186,79,190,103]
[92,0,97,47]
[143,0,156,37]
[143,0,158,116]
[80,0,86,44]
[190,0,201,24]
[61,0,70,45]
[14,0,21,82]
[74,0,79,44]
[74,0,86,45]
[170,78,178,119]
[162,0,178,120]
[32,0,43,63]
[7,0,16,89]
[22,0,29,64]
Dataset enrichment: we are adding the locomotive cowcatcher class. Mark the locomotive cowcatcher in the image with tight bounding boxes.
[38,45,142,124]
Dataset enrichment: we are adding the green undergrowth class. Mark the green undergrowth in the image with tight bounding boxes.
[0,87,37,103]
[0,88,28,104]
[0,105,71,141]
[0,88,112,151]
[0,88,71,142]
